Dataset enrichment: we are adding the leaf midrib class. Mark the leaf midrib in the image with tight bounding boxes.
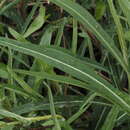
[1,39,130,109]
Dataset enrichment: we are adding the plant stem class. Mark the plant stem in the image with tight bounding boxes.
[108,0,128,66]
[0,115,63,128]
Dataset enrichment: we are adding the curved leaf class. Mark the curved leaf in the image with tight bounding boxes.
[0,37,130,114]
[23,5,45,38]
[50,0,128,73]
[0,109,27,123]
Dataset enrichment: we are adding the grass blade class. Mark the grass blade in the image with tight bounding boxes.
[13,69,88,89]
[67,92,97,124]
[0,37,130,114]
[108,0,128,66]
[50,0,128,73]
[54,18,66,46]
[101,105,120,130]
[23,5,45,38]
[72,18,78,54]
[0,0,21,16]
[8,68,43,99]
[43,82,61,130]
[0,109,28,123]
[0,84,31,98]
[118,0,130,26]
[21,0,40,34]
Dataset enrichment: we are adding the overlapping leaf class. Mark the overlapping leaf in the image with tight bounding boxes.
[0,37,130,114]
[50,0,128,72]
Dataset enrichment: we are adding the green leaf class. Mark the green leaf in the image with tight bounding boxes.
[23,5,45,38]
[101,105,120,130]
[0,84,31,98]
[115,113,128,127]
[14,69,88,89]
[67,92,97,124]
[54,18,67,46]
[118,0,130,26]
[1,125,14,130]
[44,82,61,130]
[72,17,78,54]
[125,30,130,42]
[95,0,106,20]
[0,0,21,16]
[42,120,73,130]
[108,0,128,67]
[12,96,84,115]
[8,27,28,42]
[28,25,56,89]
[40,25,56,46]
[0,47,30,68]
[21,0,41,34]
[50,0,128,73]
[8,68,43,99]
[0,109,28,123]
[0,63,8,79]
[0,37,130,114]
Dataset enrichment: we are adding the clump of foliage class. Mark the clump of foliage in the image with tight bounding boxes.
[0,0,130,129]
